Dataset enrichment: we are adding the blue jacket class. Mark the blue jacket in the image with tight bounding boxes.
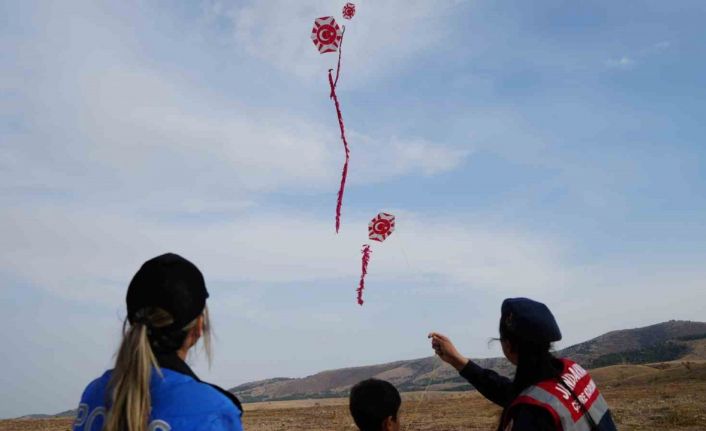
[73,354,243,431]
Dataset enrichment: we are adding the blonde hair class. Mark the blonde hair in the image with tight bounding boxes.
[104,307,212,431]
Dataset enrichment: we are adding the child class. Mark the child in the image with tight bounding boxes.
[349,378,401,431]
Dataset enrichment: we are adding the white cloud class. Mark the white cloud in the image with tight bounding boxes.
[75,69,469,192]
[653,41,671,51]
[4,200,706,415]
[350,132,470,181]
[0,205,568,305]
[0,0,469,216]
[553,262,706,348]
[606,56,635,70]
[605,40,673,71]
[215,0,463,84]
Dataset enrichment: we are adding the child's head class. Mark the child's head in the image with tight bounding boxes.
[349,379,401,431]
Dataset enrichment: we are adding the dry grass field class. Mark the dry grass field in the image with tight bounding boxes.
[2,362,704,431]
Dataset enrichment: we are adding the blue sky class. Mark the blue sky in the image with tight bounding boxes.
[2,0,706,418]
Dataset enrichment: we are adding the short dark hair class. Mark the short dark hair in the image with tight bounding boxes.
[349,379,401,431]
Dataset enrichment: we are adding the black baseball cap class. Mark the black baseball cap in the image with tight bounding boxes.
[126,253,209,330]
[501,297,562,343]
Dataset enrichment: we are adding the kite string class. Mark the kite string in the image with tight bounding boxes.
[406,356,445,428]
[392,229,446,428]
[328,27,350,234]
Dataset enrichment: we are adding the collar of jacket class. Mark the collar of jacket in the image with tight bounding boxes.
[155,352,243,414]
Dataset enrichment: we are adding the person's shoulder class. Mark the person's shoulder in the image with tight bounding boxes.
[191,380,241,413]
[160,369,242,416]
[203,382,244,415]
[557,357,586,369]
[79,370,112,404]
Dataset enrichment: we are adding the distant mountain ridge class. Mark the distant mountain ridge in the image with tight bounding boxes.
[229,320,706,402]
[21,320,706,417]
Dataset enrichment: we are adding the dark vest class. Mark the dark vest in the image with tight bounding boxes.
[502,359,615,431]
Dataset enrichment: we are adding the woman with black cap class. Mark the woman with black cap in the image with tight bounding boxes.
[429,297,617,431]
[72,253,243,431]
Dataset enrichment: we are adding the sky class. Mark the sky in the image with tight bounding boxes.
[1,0,706,419]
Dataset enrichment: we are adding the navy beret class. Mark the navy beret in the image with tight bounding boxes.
[126,253,209,331]
[501,297,562,343]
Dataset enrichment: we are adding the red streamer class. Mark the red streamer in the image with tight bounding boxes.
[328,27,349,233]
[357,244,372,306]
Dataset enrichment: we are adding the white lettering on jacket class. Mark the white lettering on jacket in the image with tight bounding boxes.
[553,363,596,412]
[75,406,172,431]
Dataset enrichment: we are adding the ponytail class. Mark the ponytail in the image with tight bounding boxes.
[104,320,158,431]
[104,306,212,431]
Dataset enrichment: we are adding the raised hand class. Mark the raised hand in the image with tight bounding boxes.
[428,332,469,371]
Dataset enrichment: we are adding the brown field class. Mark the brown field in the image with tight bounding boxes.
[2,362,704,431]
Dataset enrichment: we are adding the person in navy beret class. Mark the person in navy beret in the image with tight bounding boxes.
[429,297,618,431]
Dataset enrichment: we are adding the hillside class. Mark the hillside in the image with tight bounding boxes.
[20,320,706,417]
[229,320,706,402]
[559,320,706,367]
[10,360,706,430]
